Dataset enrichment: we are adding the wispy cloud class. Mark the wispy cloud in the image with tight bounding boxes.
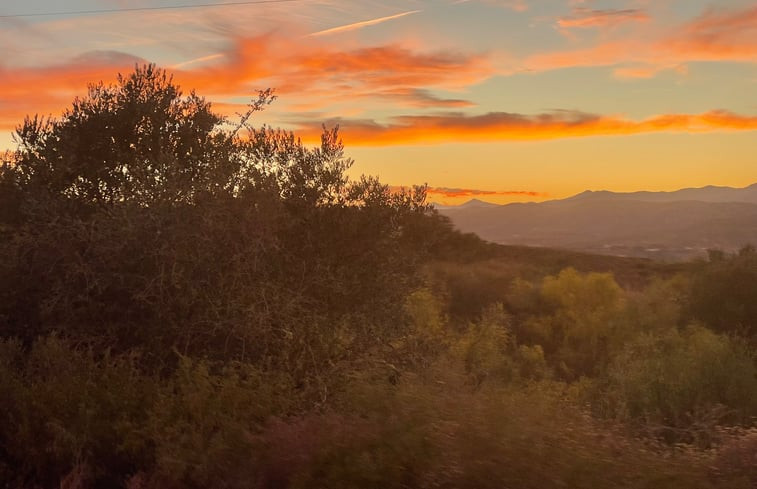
[0,33,493,132]
[427,187,545,198]
[375,88,475,108]
[454,0,528,12]
[529,4,757,78]
[663,5,757,62]
[0,50,144,130]
[557,9,650,29]
[3,1,757,151]
[308,10,421,37]
[168,34,492,106]
[388,185,545,204]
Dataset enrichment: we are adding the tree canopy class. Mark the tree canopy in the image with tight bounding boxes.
[0,64,440,369]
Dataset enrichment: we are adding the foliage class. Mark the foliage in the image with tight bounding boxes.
[520,268,625,380]
[10,66,233,207]
[258,375,746,489]
[622,275,689,334]
[0,336,157,488]
[146,356,293,489]
[455,303,517,386]
[686,245,757,342]
[392,288,448,372]
[598,325,757,444]
[0,65,439,378]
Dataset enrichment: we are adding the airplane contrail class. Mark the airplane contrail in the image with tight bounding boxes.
[170,53,225,69]
[308,10,421,37]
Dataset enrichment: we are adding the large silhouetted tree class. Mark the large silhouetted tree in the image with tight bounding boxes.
[0,65,438,371]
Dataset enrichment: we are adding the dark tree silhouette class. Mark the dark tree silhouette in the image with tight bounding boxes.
[0,65,437,369]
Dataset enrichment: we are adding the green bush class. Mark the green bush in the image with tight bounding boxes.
[520,268,626,380]
[687,246,757,342]
[145,356,294,489]
[599,325,757,444]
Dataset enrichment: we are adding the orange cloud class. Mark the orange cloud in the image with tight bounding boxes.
[294,110,757,146]
[427,187,546,198]
[0,50,144,131]
[528,4,757,76]
[663,5,757,62]
[164,34,492,100]
[387,185,544,205]
[557,9,650,29]
[0,34,492,135]
[453,0,528,12]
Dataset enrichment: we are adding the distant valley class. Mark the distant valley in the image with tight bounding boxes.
[435,184,757,260]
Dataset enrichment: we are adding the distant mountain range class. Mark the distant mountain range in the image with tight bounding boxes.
[435,184,757,260]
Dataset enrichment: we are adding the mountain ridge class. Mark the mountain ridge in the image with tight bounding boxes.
[433,183,757,209]
[435,183,757,260]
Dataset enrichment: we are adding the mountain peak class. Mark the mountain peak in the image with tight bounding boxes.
[566,189,614,201]
[431,198,501,211]
[460,198,501,208]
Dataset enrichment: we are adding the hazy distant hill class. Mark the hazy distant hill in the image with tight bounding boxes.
[436,184,757,260]
[564,183,757,204]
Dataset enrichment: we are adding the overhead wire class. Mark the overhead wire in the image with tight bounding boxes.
[0,0,308,19]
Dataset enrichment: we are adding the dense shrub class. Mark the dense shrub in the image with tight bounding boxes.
[252,375,749,489]
[519,268,625,380]
[0,336,157,488]
[687,246,757,342]
[597,326,757,444]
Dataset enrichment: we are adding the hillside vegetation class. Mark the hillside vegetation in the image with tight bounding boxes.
[1,66,756,489]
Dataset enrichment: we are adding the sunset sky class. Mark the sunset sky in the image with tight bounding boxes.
[1,0,756,204]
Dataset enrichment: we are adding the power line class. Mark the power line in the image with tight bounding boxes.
[0,0,307,19]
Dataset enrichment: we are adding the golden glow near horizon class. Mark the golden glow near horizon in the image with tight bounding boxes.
[1,0,756,205]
